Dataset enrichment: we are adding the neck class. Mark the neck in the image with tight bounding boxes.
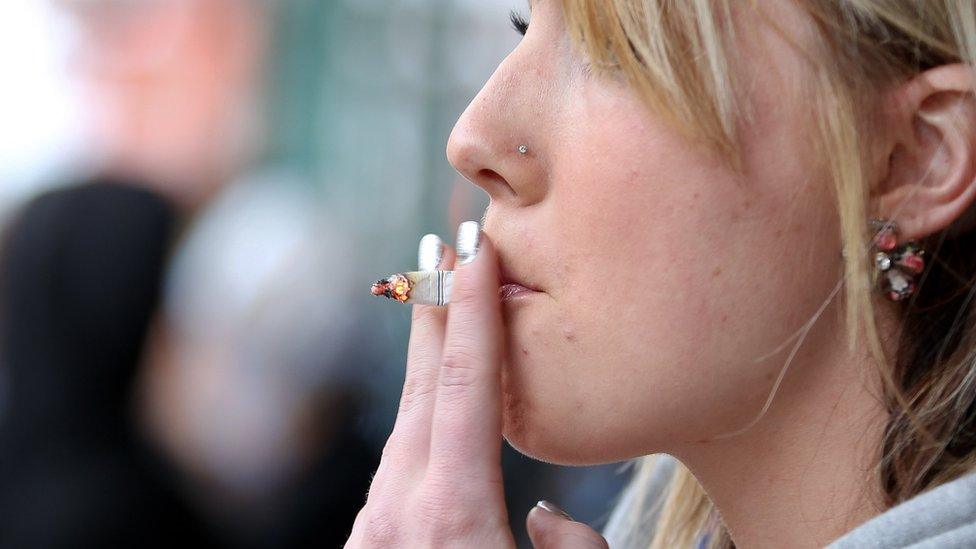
[673,320,889,548]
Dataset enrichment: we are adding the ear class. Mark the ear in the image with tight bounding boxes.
[873,63,976,240]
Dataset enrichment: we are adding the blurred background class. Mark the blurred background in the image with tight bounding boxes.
[0,0,627,547]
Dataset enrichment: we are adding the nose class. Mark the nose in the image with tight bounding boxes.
[446,53,545,206]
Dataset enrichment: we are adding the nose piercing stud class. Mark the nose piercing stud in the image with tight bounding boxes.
[517,145,528,155]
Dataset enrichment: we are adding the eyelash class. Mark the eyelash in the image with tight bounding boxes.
[507,8,596,79]
[509,10,529,36]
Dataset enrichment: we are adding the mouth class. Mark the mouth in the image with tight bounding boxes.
[499,283,537,301]
[498,263,545,302]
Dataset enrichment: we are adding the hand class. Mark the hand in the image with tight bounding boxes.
[346,222,608,548]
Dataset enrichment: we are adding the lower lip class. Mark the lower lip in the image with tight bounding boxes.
[499,283,540,302]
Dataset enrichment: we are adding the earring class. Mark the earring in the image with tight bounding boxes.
[517,145,528,155]
[870,219,926,302]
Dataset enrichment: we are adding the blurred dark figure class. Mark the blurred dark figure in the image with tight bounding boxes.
[0,181,215,547]
[5,1,383,546]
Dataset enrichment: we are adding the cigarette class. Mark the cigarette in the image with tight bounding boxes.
[370,270,454,306]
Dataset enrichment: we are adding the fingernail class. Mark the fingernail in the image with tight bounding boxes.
[418,233,444,271]
[456,221,481,266]
[536,500,573,521]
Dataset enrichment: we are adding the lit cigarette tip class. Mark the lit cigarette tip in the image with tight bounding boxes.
[370,274,412,303]
[370,271,452,306]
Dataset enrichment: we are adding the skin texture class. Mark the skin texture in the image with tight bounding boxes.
[350,1,976,547]
[448,1,847,462]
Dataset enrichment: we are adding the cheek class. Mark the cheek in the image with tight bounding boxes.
[501,99,843,464]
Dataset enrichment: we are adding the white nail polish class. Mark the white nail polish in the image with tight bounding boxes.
[456,221,481,266]
[536,500,573,521]
[418,234,444,271]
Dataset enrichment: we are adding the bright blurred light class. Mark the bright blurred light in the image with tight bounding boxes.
[0,0,85,207]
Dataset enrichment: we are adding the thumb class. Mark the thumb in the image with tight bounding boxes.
[527,501,609,549]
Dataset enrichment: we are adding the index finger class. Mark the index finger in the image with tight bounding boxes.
[427,221,505,476]
[387,237,455,456]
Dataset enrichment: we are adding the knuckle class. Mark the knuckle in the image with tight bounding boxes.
[357,509,403,547]
[398,376,436,415]
[372,446,408,493]
[377,436,418,482]
[411,306,443,332]
[438,348,482,391]
[380,432,406,463]
[410,489,481,544]
[450,277,481,307]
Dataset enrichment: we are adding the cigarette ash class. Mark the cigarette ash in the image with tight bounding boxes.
[370,273,412,303]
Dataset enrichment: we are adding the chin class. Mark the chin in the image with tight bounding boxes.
[501,409,632,466]
[500,302,651,464]
[500,365,633,466]
[502,416,582,465]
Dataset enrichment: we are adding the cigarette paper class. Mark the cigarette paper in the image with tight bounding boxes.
[370,270,454,306]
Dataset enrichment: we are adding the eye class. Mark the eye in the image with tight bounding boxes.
[509,9,529,36]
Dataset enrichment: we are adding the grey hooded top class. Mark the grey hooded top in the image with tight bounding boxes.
[602,455,976,548]
[826,469,976,548]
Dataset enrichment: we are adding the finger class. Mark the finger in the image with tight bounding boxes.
[527,502,609,549]
[388,236,456,451]
[428,221,505,475]
[418,233,445,272]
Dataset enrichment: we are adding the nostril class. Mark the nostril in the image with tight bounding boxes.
[477,169,517,197]
[477,168,502,181]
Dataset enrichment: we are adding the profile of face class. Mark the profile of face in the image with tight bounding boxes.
[446,1,848,464]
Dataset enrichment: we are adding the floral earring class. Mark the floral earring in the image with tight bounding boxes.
[870,219,926,302]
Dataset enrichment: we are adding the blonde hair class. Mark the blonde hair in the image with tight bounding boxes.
[558,1,976,547]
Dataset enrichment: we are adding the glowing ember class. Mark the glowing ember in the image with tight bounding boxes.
[371,274,411,303]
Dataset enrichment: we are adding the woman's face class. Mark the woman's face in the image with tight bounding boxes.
[446,1,846,464]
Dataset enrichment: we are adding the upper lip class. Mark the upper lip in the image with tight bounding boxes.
[497,256,543,293]
[484,217,545,293]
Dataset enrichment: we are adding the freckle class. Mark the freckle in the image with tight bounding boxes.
[721,314,728,323]
[765,372,774,381]
[791,222,804,233]
[693,192,700,199]
[743,200,753,210]
[774,228,784,237]
[562,325,577,342]
[712,267,722,278]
